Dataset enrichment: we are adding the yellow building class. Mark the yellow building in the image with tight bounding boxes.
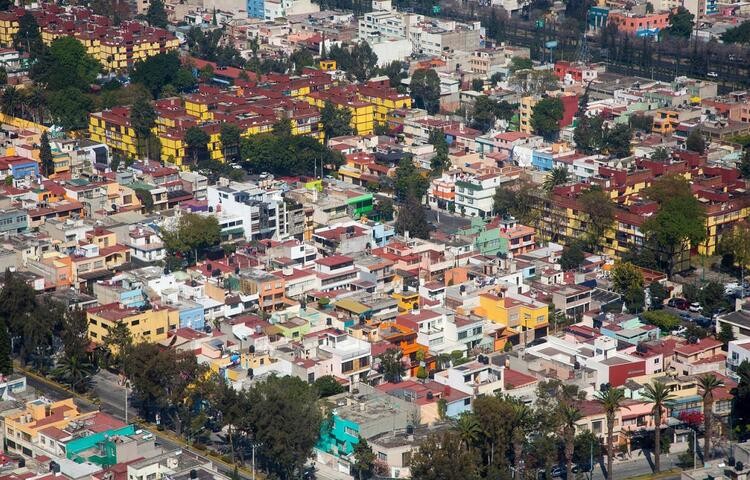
[392,291,420,313]
[306,95,375,136]
[319,60,336,71]
[357,88,412,125]
[519,96,537,134]
[0,12,18,47]
[87,303,179,346]
[474,292,548,334]
[89,109,138,157]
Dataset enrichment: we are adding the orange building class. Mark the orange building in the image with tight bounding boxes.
[378,322,436,376]
[607,11,669,35]
[239,269,286,311]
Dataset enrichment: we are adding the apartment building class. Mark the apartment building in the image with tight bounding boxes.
[454,167,522,218]
[87,302,179,345]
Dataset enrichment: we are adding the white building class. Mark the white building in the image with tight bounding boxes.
[126,226,166,262]
[263,0,319,20]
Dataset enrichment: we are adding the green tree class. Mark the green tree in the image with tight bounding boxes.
[508,69,558,95]
[611,261,644,295]
[579,186,614,247]
[471,96,514,133]
[629,113,653,132]
[686,129,706,153]
[542,166,569,192]
[573,113,604,154]
[220,123,242,162]
[60,308,89,360]
[643,175,706,276]
[0,67,7,86]
[352,437,376,480]
[509,56,533,72]
[321,100,354,142]
[161,213,221,262]
[39,131,54,177]
[102,321,133,372]
[349,42,379,82]
[31,37,100,91]
[722,222,750,280]
[493,181,540,225]
[314,375,346,397]
[131,52,195,98]
[184,126,210,164]
[453,412,482,450]
[409,431,480,480]
[531,97,563,140]
[13,12,43,56]
[130,96,157,160]
[595,387,628,480]
[471,78,484,92]
[241,132,343,176]
[559,242,585,271]
[52,355,96,393]
[719,322,736,345]
[641,310,680,331]
[146,0,169,28]
[244,375,322,480]
[395,195,430,239]
[410,68,441,114]
[428,128,450,174]
[641,381,675,473]
[135,188,155,212]
[732,360,750,439]
[603,123,633,158]
[698,374,724,460]
[47,88,94,130]
[394,155,428,202]
[373,197,394,221]
[0,319,11,376]
[722,20,750,43]
[379,60,406,88]
[651,146,671,162]
[377,348,405,383]
[648,282,669,309]
[290,48,315,75]
[665,6,695,38]
[559,403,583,479]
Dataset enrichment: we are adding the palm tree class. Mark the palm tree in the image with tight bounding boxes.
[595,387,628,480]
[511,401,532,479]
[641,380,675,473]
[453,412,481,451]
[698,374,725,460]
[559,403,583,480]
[1,86,21,117]
[52,354,96,393]
[543,166,570,192]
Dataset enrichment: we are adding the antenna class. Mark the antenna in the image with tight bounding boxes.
[575,33,590,65]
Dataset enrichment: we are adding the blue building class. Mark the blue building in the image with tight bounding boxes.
[0,209,27,234]
[3,157,39,179]
[178,302,206,330]
[588,6,609,32]
[371,222,395,247]
[247,0,264,18]
[531,149,554,171]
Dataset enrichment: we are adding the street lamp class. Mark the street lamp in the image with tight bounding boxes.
[251,442,261,480]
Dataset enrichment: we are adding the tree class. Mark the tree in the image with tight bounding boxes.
[220,124,242,162]
[349,42,378,82]
[629,113,653,133]
[373,198,394,221]
[102,321,133,371]
[602,124,633,158]
[611,261,644,300]
[453,412,482,451]
[130,96,157,160]
[559,403,582,480]
[471,78,484,92]
[31,37,100,91]
[722,222,750,280]
[380,60,406,88]
[410,432,480,480]
[641,381,675,473]
[531,97,564,140]
[471,96,514,133]
[378,348,405,383]
[241,133,343,176]
[135,188,154,212]
[321,100,354,142]
[184,126,210,164]
[559,242,585,271]
[643,175,706,276]
[509,56,533,73]
[244,375,322,480]
[698,374,724,460]
[719,322,736,345]
[686,129,706,154]
[290,48,315,75]
[429,129,450,175]
[732,360,750,440]
[579,186,614,247]
[352,437,376,480]
[39,132,54,177]
[493,181,540,225]
[573,113,605,154]
[13,12,43,56]
[146,0,169,28]
[394,155,429,202]
[46,88,94,130]
[651,146,671,162]
[52,354,96,393]
[314,375,346,397]
[162,213,221,262]
[0,319,11,376]
[595,387,627,480]
[722,20,750,44]
[61,308,89,360]
[642,310,680,331]
[508,69,558,95]
[649,282,669,309]
[130,52,195,98]
[666,6,695,38]
[395,195,430,239]
[410,68,441,114]
[542,166,569,192]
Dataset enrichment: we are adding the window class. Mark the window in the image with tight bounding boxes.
[377,452,387,461]
[89,319,97,325]
[131,319,140,326]
[592,420,602,434]
[143,330,151,337]
[464,398,471,405]
[156,327,164,335]
[345,426,357,436]
[458,331,468,340]
[342,360,353,372]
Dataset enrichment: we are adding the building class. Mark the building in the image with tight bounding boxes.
[86,303,180,346]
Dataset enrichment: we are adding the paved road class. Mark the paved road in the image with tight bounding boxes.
[22,369,255,480]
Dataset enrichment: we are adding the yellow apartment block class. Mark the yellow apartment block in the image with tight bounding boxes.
[475,292,548,332]
[87,303,179,347]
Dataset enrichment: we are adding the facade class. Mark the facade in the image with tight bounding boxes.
[87,303,180,346]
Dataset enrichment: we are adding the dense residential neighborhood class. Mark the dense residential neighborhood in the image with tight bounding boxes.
[5,0,750,479]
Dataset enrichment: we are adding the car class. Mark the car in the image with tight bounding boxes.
[668,298,689,310]
[707,71,719,78]
[550,465,565,478]
[679,311,692,320]
[689,302,703,312]
[671,326,688,336]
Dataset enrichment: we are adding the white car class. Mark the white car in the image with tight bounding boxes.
[689,302,703,312]
[707,71,719,78]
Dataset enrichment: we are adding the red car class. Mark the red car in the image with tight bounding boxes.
[668,298,689,310]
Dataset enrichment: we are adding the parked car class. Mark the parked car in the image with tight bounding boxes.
[668,298,689,310]
[679,311,692,320]
[551,465,565,478]
[689,302,703,312]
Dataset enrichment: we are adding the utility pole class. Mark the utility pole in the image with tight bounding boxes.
[124,379,132,425]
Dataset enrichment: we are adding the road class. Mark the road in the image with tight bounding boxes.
[21,369,257,480]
